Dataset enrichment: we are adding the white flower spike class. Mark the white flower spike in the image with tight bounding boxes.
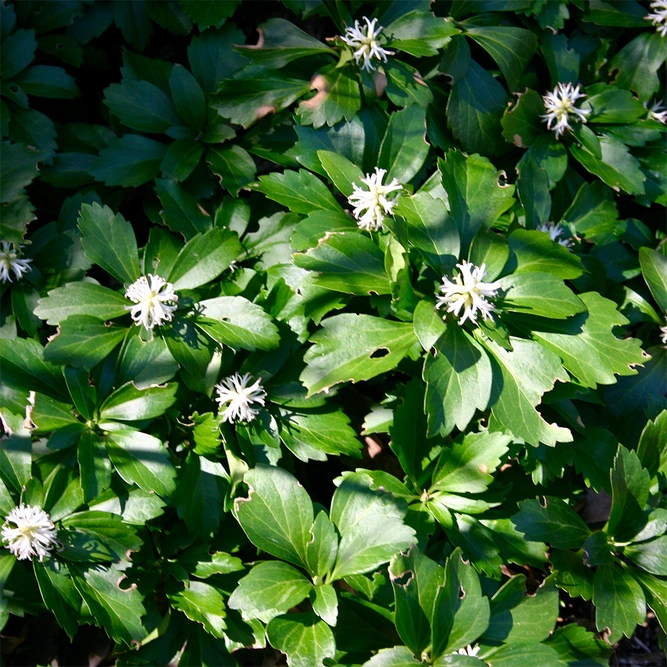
[436,261,502,326]
[0,242,32,283]
[125,274,178,330]
[2,504,59,562]
[660,317,667,346]
[341,17,393,72]
[542,82,590,138]
[536,221,574,248]
[348,167,402,232]
[647,99,667,124]
[647,1,667,36]
[455,645,481,657]
[215,372,267,424]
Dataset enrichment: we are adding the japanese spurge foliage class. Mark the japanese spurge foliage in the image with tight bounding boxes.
[0,1,666,666]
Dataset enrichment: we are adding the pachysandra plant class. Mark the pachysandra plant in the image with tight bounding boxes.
[0,1,666,666]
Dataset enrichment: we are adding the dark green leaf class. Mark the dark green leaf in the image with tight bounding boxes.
[169,64,206,130]
[35,282,129,325]
[14,65,78,98]
[0,141,39,203]
[254,169,342,214]
[267,612,336,667]
[378,105,429,184]
[207,145,257,196]
[90,135,167,187]
[513,497,590,549]
[609,32,667,102]
[501,272,586,319]
[385,10,458,57]
[168,580,226,638]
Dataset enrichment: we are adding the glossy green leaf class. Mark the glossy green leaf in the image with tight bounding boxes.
[513,497,590,549]
[207,145,257,196]
[90,135,166,187]
[154,177,212,238]
[378,105,429,184]
[267,612,336,667]
[501,272,586,319]
[639,246,667,313]
[99,382,178,421]
[168,580,226,638]
[169,64,206,130]
[254,169,342,215]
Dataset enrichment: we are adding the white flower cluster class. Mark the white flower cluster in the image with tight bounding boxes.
[536,221,574,248]
[2,504,59,562]
[436,261,501,326]
[455,644,481,657]
[647,0,667,36]
[542,82,590,138]
[0,242,32,283]
[348,167,402,232]
[125,274,178,330]
[660,317,667,346]
[215,372,267,424]
[341,17,393,72]
[647,99,667,124]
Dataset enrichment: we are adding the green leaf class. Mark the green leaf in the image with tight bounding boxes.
[583,83,645,124]
[632,569,667,631]
[180,0,240,28]
[254,169,342,215]
[301,313,418,396]
[176,547,244,579]
[8,107,57,160]
[363,646,423,667]
[207,145,256,196]
[507,229,584,280]
[0,338,68,401]
[34,560,80,641]
[78,203,139,285]
[317,150,364,198]
[235,18,335,68]
[311,583,337,626]
[90,134,167,187]
[78,431,112,503]
[99,382,178,421]
[482,643,562,667]
[479,335,572,447]
[14,65,78,98]
[543,623,610,666]
[35,282,129,325]
[44,316,127,368]
[609,32,667,102]
[330,471,415,581]
[637,410,667,477]
[625,536,667,576]
[160,139,203,181]
[234,464,314,571]
[517,157,550,227]
[501,272,586,319]
[168,227,241,290]
[569,136,645,195]
[154,177,212,238]
[305,511,338,580]
[104,79,181,133]
[229,561,312,623]
[529,292,647,388]
[378,105,429,184]
[439,151,515,252]
[393,192,459,273]
[169,64,206,130]
[0,141,39,203]
[278,409,361,462]
[385,10,458,57]
[294,232,391,296]
[1,28,37,79]
[424,324,493,438]
[550,549,594,600]
[196,296,279,351]
[0,410,31,493]
[104,427,177,497]
[168,580,226,638]
[267,612,336,667]
[187,24,247,93]
[431,431,510,494]
[296,64,361,129]
[513,498,591,549]
[608,446,650,543]
[388,547,442,657]
[213,76,311,129]
[61,511,141,559]
[447,61,507,156]
[639,246,667,313]
[116,334,178,389]
[593,563,645,643]
[172,453,227,539]
[501,89,545,148]
[465,26,537,91]
[389,378,432,486]
[70,564,146,645]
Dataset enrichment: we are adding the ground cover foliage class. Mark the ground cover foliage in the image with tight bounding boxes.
[0,0,666,664]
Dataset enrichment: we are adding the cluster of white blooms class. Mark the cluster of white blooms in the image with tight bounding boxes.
[436,261,502,326]
[0,242,32,283]
[660,317,667,346]
[647,99,667,124]
[647,0,667,36]
[536,221,574,248]
[455,645,481,657]
[2,504,58,561]
[542,82,590,138]
[125,274,178,330]
[340,17,393,72]
[348,168,402,231]
[215,372,267,423]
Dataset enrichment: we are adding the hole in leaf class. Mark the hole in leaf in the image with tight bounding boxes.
[370,347,389,359]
